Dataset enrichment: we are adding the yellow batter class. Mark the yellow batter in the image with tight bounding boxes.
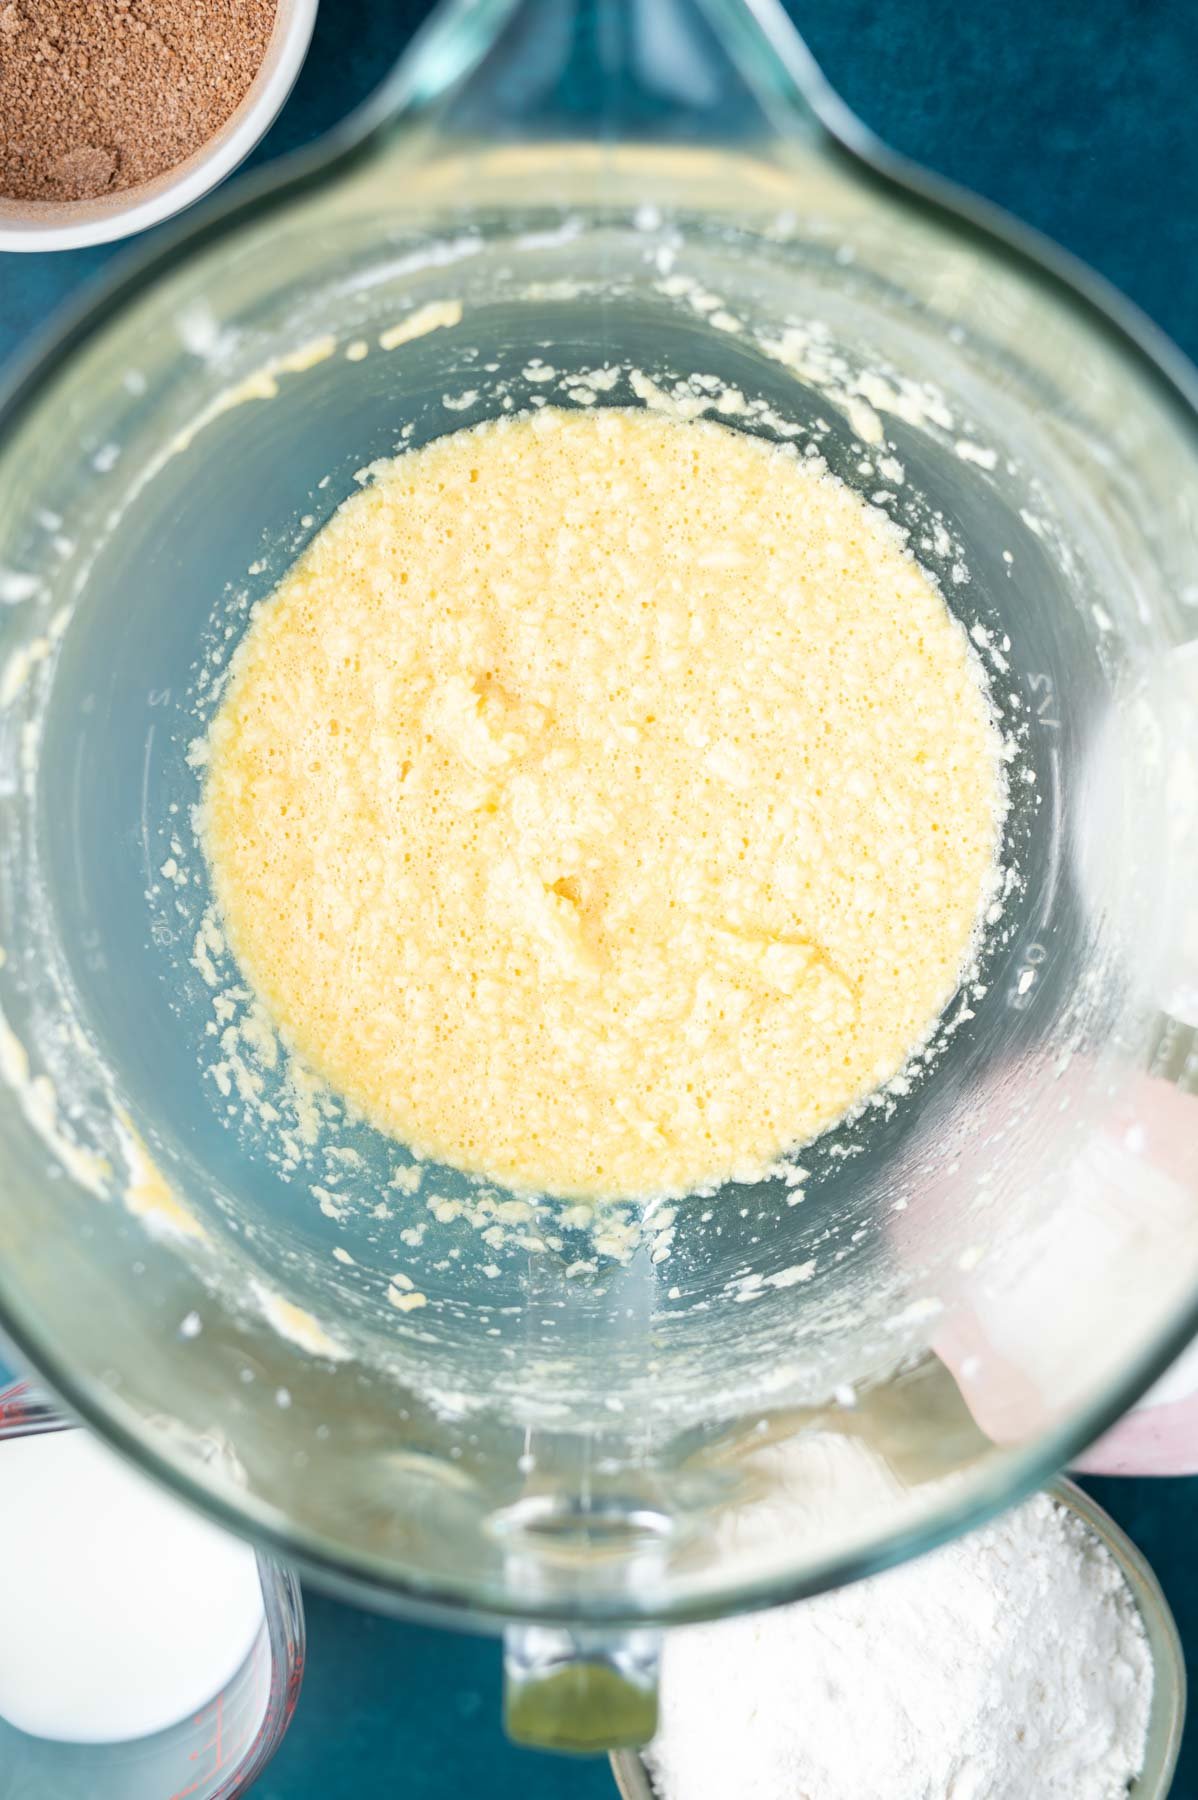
[200,407,1003,1201]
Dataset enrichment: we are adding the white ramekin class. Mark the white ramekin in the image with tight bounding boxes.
[0,0,318,253]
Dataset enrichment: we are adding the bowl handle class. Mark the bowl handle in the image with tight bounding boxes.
[503,1622,660,1753]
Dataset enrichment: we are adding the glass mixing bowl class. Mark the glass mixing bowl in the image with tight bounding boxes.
[0,0,1195,1749]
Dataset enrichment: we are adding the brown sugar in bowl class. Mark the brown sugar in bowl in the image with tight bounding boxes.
[0,0,318,251]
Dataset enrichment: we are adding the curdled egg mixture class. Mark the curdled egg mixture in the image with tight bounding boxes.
[199,406,1004,1201]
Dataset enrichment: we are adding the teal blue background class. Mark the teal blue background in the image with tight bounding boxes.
[2,2,1196,1795]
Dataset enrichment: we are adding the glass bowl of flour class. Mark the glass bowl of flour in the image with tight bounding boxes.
[611,1479,1185,1800]
[1067,1485,1186,1800]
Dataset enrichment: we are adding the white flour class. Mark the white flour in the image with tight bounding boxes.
[646,1493,1153,1800]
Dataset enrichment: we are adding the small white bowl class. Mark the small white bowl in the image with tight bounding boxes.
[0,0,318,253]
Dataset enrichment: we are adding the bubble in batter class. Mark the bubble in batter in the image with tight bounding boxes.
[199,406,1004,1202]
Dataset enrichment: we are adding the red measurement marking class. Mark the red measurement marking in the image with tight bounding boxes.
[169,1691,228,1797]
[0,1382,29,1427]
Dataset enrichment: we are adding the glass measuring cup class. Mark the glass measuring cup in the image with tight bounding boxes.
[0,0,1194,1750]
[0,1382,304,1799]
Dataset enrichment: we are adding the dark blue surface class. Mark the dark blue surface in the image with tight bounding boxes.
[1,4,1196,1796]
